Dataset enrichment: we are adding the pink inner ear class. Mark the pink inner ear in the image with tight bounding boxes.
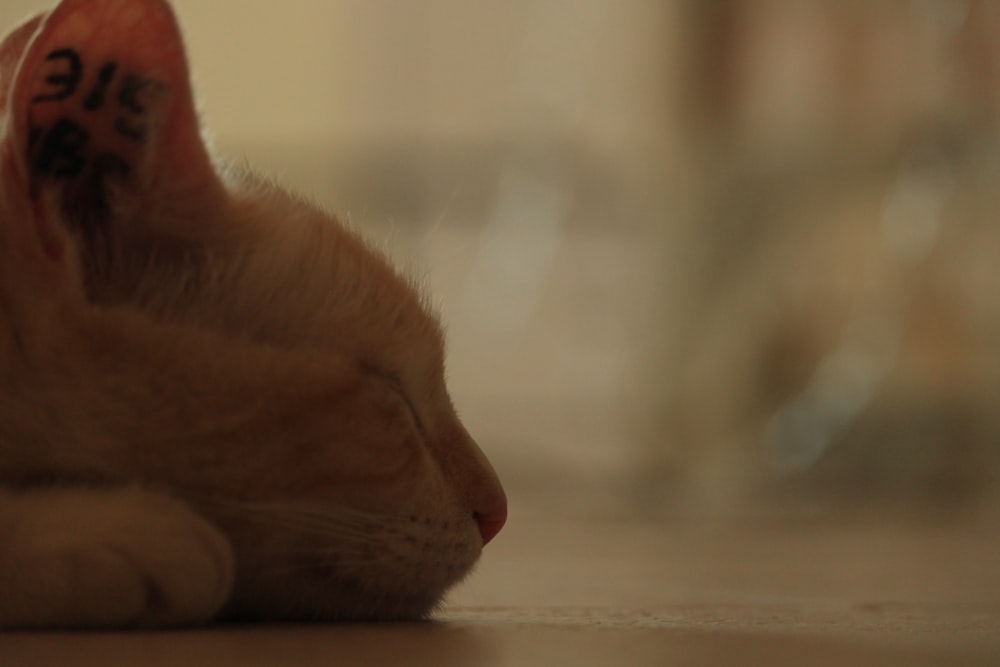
[8,0,216,197]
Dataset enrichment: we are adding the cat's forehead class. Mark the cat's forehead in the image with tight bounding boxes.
[250,186,447,380]
[354,254,446,384]
[370,268,447,375]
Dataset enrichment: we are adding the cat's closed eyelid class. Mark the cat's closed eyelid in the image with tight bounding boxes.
[362,364,426,435]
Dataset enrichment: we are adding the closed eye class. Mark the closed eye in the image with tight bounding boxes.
[362,363,425,435]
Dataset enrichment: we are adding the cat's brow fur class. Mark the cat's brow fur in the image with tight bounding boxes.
[0,0,505,628]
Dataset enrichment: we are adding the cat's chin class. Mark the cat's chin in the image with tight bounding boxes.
[217,529,482,623]
[220,583,452,623]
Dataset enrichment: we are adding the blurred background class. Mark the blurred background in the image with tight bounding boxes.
[3,0,998,521]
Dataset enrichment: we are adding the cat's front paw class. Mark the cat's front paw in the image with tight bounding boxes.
[0,487,235,629]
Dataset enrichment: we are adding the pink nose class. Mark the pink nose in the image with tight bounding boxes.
[474,503,507,546]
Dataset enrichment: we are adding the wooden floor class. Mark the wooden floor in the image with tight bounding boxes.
[3,506,998,666]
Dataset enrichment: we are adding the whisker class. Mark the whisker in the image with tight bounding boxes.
[174,491,409,541]
[249,559,391,578]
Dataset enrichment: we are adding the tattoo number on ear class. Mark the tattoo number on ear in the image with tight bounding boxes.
[32,48,82,103]
[28,47,167,183]
[33,48,162,145]
[83,62,119,112]
[33,117,88,178]
[116,74,162,142]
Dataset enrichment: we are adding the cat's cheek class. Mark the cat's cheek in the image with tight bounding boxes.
[321,430,424,488]
[312,437,446,525]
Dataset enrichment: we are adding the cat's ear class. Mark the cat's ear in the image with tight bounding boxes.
[0,13,47,117]
[1,0,222,258]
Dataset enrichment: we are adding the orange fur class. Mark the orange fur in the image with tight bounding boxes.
[0,0,505,627]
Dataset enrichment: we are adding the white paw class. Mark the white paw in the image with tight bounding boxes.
[0,487,235,628]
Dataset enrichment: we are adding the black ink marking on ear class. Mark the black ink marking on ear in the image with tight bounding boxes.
[34,117,89,178]
[83,62,119,111]
[116,74,162,143]
[33,48,83,103]
[118,74,150,115]
[22,47,171,237]
[30,118,135,215]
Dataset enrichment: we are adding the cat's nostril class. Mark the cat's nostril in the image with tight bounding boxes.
[473,503,507,547]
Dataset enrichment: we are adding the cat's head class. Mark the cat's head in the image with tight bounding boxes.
[0,0,505,620]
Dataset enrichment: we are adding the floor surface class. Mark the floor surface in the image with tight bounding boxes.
[3,509,998,666]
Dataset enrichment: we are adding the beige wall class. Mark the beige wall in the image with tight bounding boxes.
[2,1,673,177]
[3,1,998,515]
[170,1,671,157]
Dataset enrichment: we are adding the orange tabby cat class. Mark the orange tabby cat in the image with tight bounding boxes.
[0,0,506,628]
